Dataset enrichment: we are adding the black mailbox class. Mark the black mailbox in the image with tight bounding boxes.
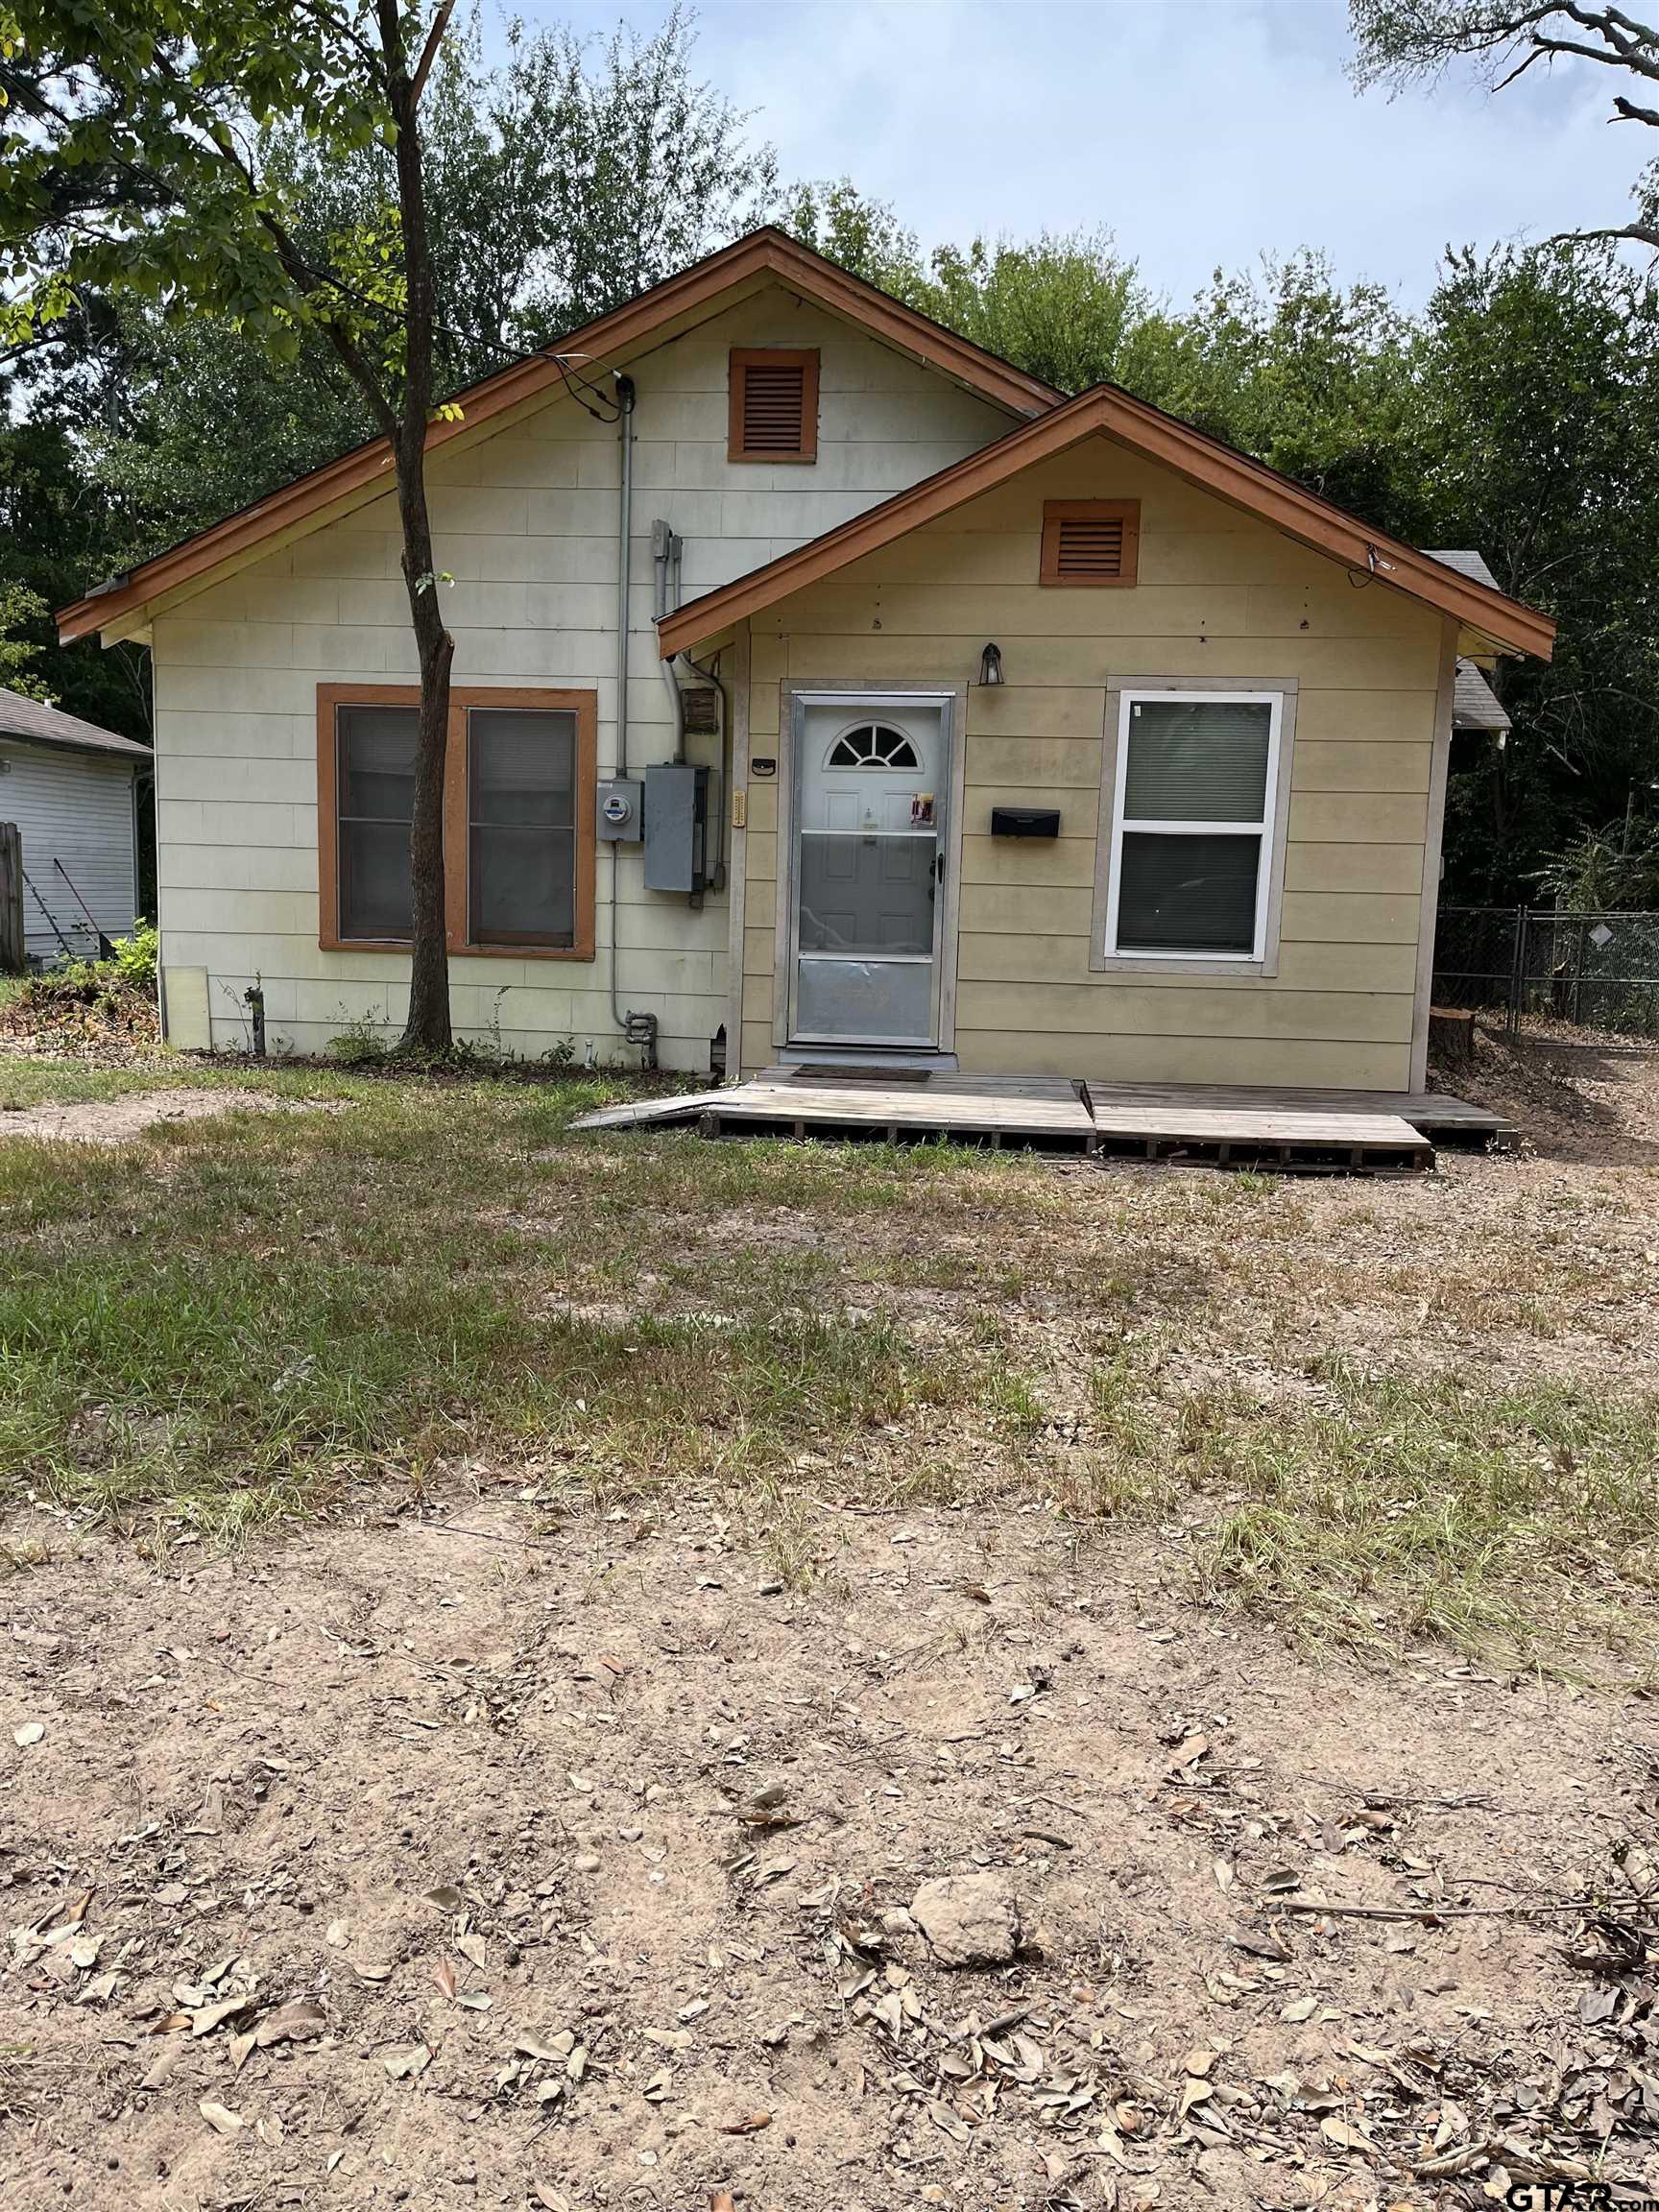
[990,805,1061,839]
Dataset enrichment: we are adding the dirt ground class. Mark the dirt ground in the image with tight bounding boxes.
[4,1026,1658,2211]
[0,1089,329,1146]
[6,1491,1659,2212]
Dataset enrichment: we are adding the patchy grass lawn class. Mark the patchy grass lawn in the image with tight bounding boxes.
[2,1046,1656,1671]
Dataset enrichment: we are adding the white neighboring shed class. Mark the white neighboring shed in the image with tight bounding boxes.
[0,687,150,964]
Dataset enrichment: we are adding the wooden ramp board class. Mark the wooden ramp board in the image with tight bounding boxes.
[1086,1101,1433,1169]
[572,1075,1095,1147]
[1084,1080,1510,1142]
[570,1088,729,1131]
[689,1077,1095,1146]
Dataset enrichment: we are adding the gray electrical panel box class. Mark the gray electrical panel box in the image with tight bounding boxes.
[642,761,710,894]
[596,777,643,842]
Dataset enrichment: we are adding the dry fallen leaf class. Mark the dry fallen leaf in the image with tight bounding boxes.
[199,2100,244,2135]
[191,1997,251,2038]
[432,1954,458,2001]
[517,2031,575,2062]
[1320,2114,1374,2152]
[254,1997,325,2048]
[1280,1995,1318,2023]
[13,1721,45,1748]
[382,2041,432,2080]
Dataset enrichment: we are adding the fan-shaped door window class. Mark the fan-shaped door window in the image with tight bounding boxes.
[825,722,921,771]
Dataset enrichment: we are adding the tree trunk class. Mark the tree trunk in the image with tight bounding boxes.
[398,464,454,1055]
[381,1,454,1056]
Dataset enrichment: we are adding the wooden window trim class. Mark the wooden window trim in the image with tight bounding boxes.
[317,683,596,961]
[1040,498,1141,588]
[728,348,820,464]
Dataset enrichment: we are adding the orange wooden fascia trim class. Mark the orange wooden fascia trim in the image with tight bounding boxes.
[659,389,1555,661]
[59,232,1059,644]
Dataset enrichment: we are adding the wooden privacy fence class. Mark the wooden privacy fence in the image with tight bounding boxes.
[0,822,22,973]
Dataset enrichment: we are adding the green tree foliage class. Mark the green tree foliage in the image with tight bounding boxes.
[1418,247,1659,898]
[781,180,928,306]
[2,0,475,1050]
[81,8,777,563]
[0,581,53,699]
[0,307,154,735]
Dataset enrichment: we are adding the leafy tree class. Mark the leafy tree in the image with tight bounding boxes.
[2,1,475,1051]
[0,582,53,699]
[0,312,153,736]
[781,179,929,303]
[80,7,778,564]
[1349,1,1659,250]
[923,231,1169,399]
[1128,255,1428,528]
[1417,246,1659,897]
[1534,816,1659,907]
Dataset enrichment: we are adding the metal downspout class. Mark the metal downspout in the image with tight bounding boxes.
[609,374,636,1039]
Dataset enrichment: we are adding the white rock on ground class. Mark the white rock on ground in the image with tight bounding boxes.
[910,1874,1021,1967]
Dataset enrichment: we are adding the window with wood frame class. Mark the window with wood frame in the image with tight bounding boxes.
[729,348,819,463]
[317,685,596,959]
[1040,498,1141,588]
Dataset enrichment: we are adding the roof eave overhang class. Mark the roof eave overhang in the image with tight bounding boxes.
[0,726,147,763]
[57,230,1061,648]
[660,391,1555,664]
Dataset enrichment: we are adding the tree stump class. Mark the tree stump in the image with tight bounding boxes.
[1428,1006,1477,1070]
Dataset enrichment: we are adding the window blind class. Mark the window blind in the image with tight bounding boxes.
[1123,698,1272,822]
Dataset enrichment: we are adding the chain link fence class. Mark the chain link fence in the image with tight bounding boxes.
[1434,906,1659,1041]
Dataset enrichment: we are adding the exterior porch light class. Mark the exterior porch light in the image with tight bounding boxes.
[977,641,1003,686]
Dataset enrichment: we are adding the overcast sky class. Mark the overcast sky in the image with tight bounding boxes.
[543,0,1643,307]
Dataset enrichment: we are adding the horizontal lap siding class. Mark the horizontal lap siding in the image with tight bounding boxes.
[151,290,1012,1062]
[1,741,137,962]
[742,437,1446,1088]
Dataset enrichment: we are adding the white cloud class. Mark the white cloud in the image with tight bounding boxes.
[540,0,1649,305]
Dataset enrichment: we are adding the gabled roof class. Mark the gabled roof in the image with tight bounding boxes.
[0,686,151,760]
[57,228,1062,646]
[1428,548,1503,594]
[1453,658,1511,733]
[660,385,1555,662]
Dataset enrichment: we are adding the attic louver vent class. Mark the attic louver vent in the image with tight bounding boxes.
[729,349,819,463]
[1040,498,1141,588]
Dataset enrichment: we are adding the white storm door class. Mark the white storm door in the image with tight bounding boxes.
[789,694,951,1047]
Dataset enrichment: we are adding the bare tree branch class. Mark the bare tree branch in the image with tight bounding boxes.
[411,0,457,108]
[1351,1,1659,244]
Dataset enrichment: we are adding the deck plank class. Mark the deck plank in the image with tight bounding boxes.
[571,1070,1500,1166]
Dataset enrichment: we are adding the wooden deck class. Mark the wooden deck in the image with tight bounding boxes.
[574,1073,1095,1146]
[569,1066,1512,1170]
[1081,1080,1513,1143]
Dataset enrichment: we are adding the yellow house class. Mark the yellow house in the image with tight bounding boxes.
[60,229,1551,1093]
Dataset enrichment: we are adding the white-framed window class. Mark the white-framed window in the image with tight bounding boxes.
[1102,689,1284,963]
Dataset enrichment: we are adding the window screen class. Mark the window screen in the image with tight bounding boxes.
[337,704,418,940]
[1109,695,1278,960]
[468,708,577,946]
